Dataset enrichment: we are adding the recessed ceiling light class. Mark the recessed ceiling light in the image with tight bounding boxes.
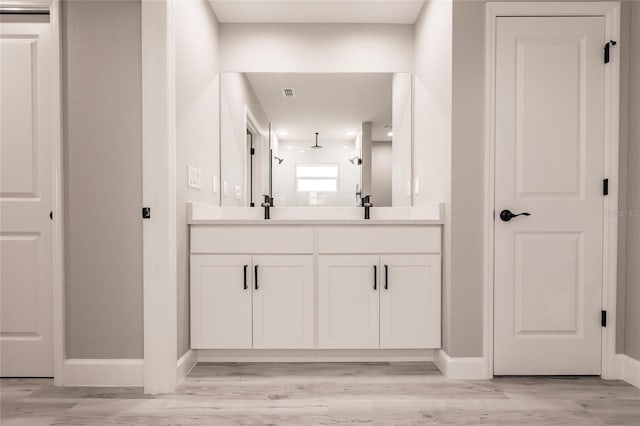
[346,130,357,136]
[387,132,393,137]
[299,150,306,153]
[279,131,289,136]
[343,146,349,149]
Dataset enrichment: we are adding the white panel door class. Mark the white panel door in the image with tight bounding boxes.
[318,255,380,349]
[380,255,441,349]
[494,17,605,375]
[190,255,252,348]
[0,21,54,377]
[252,255,314,349]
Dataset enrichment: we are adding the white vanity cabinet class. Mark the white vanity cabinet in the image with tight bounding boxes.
[190,226,315,349]
[190,224,442,353]
[191,254,314,349]
[318,254,441,349]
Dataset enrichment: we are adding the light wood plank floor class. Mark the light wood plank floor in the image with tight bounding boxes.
[1,362,639,425]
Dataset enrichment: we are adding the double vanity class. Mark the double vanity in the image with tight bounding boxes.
[189,72,443,358]
[189,203,443,354]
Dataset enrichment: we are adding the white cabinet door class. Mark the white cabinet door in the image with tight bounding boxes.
[380,255,441,349]
[252,255,314,349]
[318,255,380,349]
[190,255,252,349]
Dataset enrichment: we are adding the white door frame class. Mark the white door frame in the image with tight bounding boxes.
[484,2,621,379]
[0,0,65,384]
[141,0,178,394]
[49,0,65,386]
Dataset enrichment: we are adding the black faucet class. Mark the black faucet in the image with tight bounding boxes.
[361,195,373,220]
[261,195,273,220]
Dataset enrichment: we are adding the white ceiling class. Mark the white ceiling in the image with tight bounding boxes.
[208,1,426,24]
[246,73,393,144]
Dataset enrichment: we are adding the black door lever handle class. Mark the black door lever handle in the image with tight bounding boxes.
[500,209,531,222]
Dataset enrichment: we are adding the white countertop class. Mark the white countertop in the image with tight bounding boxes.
[187,203,445,225]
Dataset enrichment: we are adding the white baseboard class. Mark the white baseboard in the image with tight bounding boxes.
[63,359,144,387]
[197,349,434,363]
[616,354,640,389]
[434,349,489,380]
[176,349,197,383]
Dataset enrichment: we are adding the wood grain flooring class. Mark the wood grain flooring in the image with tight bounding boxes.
[1,362,639,425]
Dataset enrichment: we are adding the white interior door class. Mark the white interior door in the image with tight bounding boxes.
[318,255,380,349]
[494,17,605,375]
[252,255,313,349]
[0,20,54,377]
[190,255,252,349]
[380,254,441,349]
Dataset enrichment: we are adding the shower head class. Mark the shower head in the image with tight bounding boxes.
[311,132,322,149]
[349,156,362,165]
[274,156,284,164]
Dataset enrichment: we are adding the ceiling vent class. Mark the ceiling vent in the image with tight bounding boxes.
[282,88,296,98]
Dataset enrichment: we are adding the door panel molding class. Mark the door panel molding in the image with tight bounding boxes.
[484,1,620,379]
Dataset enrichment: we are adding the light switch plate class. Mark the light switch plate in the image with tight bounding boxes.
[223,180,229,197]
[187,165,202,189]
[414,177,420,195]
[234,185,242,200]
[212,176,219,194]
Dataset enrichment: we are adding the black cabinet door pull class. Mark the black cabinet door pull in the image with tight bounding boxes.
[384,265,389,290]
[243,265,248,290]
[254,265,259,290]
[373,265,377,290]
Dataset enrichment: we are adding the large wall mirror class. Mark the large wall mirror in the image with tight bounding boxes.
[220,73,412,207]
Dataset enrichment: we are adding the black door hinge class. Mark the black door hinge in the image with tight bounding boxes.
[49,211,53,220]
[142,207,151,219]
[601,310,607,327]
[250,147,255,155]
[604,40,617,64]
[603,178,609,196]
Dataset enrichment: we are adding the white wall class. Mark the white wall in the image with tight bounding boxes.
[413,0,454,353]
[62,0,143,358]
[175,0,221,358]
[219,23,414,72]
[220,73,270,206]
[392,73,413,206]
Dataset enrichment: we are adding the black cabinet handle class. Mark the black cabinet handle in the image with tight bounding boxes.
[243,265,248,290]
[384,265,389,290]
[254,265,259,290]
[373,265,377,290]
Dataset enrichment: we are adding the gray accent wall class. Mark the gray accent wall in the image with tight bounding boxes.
[450,0,485,357]
[62,0,143,359]
[622,0,640,361]
[175,0,221,359]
